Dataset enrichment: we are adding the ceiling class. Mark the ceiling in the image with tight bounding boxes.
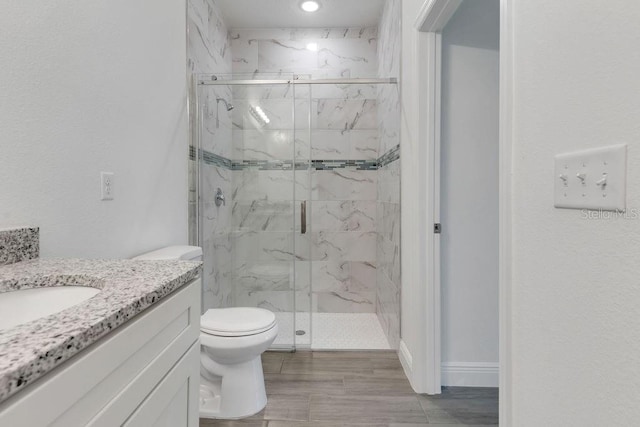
[216,0,386,29]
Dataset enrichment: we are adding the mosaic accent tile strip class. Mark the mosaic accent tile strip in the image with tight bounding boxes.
[378,144,400,168]
[203,151,233,169]
[311,159,378,171]
[189,146,233,169]
[232,160,295,171]
[231,159,379,171]
[0,227,39,266]
[190,145,399,171]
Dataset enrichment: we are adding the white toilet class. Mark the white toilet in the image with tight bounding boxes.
[199,307,277,419]
[133,246,278,420]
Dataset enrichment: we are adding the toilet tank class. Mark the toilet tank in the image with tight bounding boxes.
[132,245,203,262]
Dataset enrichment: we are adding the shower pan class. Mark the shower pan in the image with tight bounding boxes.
[192,72,400,351]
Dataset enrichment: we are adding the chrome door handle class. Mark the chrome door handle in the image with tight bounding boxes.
[301,201,307,234]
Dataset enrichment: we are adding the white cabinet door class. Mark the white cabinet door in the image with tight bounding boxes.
[123,342,200,427]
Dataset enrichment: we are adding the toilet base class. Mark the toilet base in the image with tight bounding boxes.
[199,355,268,419]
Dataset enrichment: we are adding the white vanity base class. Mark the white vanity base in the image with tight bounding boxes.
[0,279,201,426]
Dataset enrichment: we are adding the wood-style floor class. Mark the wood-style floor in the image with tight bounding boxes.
[199,351,498,427]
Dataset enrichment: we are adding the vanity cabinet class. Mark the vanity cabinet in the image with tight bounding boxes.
[0,279,201,426]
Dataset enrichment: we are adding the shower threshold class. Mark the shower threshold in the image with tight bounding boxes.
[272,312,391,350]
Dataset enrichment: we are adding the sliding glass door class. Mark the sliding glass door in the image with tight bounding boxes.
[196,73,311,350]
[194,74,400,351]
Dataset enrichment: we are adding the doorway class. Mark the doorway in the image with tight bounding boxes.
[404,0,512,423]
[439,0,500,388]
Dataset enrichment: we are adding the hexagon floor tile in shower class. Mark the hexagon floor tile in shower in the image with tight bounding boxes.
[273,312,391,350]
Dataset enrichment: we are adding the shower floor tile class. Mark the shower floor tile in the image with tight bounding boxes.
[273,312,391,350]
[273,312,311,348]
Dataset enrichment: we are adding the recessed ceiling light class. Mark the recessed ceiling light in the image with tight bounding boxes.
[306,43,318,52]
[300,1,320,12]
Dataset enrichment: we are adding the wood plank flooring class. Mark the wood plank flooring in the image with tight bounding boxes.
[199,351,498,427]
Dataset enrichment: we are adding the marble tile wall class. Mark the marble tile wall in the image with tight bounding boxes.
[230,28,378,77]
[230,27,381,315]
[187,0,233,311]
[227,75,300,317]
[189,13,401,342]
[376,0,402,349]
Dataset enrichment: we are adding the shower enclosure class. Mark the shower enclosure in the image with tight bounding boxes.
[192,73,400,351]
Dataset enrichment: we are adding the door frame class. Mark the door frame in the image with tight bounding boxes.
[412,0,513,424]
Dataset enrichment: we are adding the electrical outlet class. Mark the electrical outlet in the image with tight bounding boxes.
[101,172,114,201]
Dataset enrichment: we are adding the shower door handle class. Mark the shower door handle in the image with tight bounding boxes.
[301,201,307,234]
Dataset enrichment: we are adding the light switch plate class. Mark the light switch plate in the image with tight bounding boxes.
[554,144,627,211]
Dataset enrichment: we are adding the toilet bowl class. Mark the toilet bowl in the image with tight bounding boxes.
[199,307,278,419]
[132,246,279,420]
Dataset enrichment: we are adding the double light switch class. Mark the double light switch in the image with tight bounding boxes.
[554,144,627,211]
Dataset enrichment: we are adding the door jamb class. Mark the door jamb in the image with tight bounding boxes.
[413,0,463,397]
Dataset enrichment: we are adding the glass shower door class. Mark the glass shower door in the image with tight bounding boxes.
[195,73,310,350]
[294,80,313,349]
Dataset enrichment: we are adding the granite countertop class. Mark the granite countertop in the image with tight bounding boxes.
[0,258,202,403]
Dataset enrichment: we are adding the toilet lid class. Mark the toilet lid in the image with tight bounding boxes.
[200,307,277,337]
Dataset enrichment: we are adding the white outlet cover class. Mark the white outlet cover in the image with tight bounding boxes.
[101,172,114,201]
[554,144,626,211]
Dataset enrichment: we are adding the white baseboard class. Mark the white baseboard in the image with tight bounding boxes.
[441,362,499,387]
[398,340,413,378]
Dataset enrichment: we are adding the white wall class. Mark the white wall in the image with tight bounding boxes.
[440,0,499,385]
[0,0,188,258]
[511,0,640,424]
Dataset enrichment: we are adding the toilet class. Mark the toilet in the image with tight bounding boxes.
[133,246,278,419]
[199,307,277,419]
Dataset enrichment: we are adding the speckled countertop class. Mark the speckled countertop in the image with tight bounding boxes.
[0,258,201,403]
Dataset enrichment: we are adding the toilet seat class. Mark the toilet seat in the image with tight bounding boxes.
[201,307,276,337]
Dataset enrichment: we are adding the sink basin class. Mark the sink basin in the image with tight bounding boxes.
[0,285,101,330]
